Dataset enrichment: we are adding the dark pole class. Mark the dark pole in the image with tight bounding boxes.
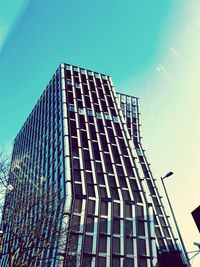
[161,173,190,266]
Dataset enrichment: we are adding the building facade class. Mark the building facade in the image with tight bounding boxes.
[0,63,189,267]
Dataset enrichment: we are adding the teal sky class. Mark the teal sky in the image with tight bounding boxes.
[1,1,200,266]
[0,0,175,144]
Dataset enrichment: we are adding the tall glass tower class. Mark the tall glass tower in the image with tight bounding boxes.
[0,63,189,267]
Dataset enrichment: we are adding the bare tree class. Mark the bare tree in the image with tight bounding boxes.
[0,151,81,267]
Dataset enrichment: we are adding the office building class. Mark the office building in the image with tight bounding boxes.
[0,63,189,267]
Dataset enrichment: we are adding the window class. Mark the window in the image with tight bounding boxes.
[79,108,84,115]
[119,177,127,188]
[127,258,134,267]
[139,258,147,267]
[105,113,111,120]
[79,115,86,129]
[99,218,107,233]
[86,172,93,184]
[99,235,107,253]
[69,105,75,112]
[136,205,144,219]
[163,226,170,238]
[133,190,142,203]
[101,201,108,216]
[113,218,120,234]
[112,257,120,267]
[92,92,98,103]
[138,221,145,236]
[97,173,105,185]
[100,187,107,198]
[73,66,78,72]
[113,202,120,217]
[122,189,130,200]
[125,220,133,236]
[83,86,89,96]
[75,83,81,88]
[83,150,90,160]
[74,199,82,213]
[85,159,92,170]
[113,237,120,254]
[87,184,95,197]
[138,239,146,255]
[86,216,94,233]
[108,175,117,187]
[84,235,93,253]
[74,170,81,181]
[96,162,103,173]
[98,257,106,267]
[67,80,72,85]
[73,159,80,169]
[75,184,82,195]
[111,188,119,200]
[69,234,79,252]
[82,255,92,267]
[88,200,95,214]
[113,116,119,123]
[96,112,101,119]
[125,204,132,218]
[87,109,93,116]
[71,215,80,231]
[90,125,97,140]
[126,237,134,254]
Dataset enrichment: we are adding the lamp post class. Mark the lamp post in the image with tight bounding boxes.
[161,172,190,266]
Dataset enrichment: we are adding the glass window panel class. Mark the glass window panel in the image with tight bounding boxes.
[108,175,117,187]
[100,187,107,198]
[112,256,120,267]
[71,215,80,231]
[82,255,92,267]
[88,200,95,214]
[99,235,107,253]
[125,220,133,236]
[99,218,107,233]
[86,216,94,233]
[136,205,144,219]
[139,258,147,267]
[86,172,93,184]
[97,173,105,185]
[113,202,120,217]
[75,184,82,195]
[125,204,132,218]
[138,239,146,255]
[111,188,119,200]
[98,257,106,267]
[113,237,120,254]
[126,237,134,254]
[113,218,120,235]
[101,201,108,216]
[84,235,93,253]
[127,258,134,267]
[74,199,82,213]
[138,221,145,236]
[88,184,95,197]
[69,234,79,252]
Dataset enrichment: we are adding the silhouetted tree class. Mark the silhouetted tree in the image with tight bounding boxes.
[0,151,81,267]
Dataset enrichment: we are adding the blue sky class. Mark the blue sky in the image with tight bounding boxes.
[0,0,174,143]
[1,1,200,266]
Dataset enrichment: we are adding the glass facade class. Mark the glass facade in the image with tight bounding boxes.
[0,63,189,267]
